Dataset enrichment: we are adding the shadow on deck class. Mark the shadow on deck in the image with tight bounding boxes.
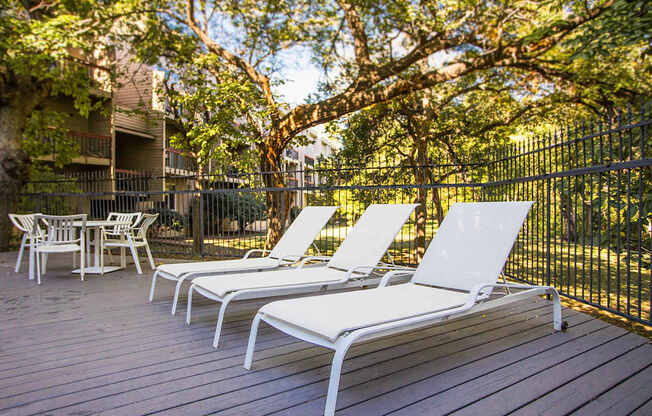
[0,252,650,416]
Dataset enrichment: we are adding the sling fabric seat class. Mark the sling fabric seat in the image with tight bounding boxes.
[244,201,564,416]
[157,257,279,278]
[149,205,338,315]
[260,284,468,342]
[191,267,349,299]
[187,203,418,347]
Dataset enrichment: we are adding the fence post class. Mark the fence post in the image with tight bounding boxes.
[200,191,205,258]
[546,177,552,290]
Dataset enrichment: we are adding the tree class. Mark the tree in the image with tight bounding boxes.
[132,0,620,248]
[0,0,139,249]
[330,74,550,261]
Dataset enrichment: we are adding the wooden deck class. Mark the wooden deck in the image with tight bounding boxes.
[1,252,651,416]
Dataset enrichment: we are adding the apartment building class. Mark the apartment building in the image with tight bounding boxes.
[36,56,338,216]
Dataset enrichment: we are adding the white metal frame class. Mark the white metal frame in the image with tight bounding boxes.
[30,214,87,285]
[149,206,339,314]
[244,271,563,416]
[8,213,43,273]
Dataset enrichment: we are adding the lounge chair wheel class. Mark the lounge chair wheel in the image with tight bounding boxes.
[561,320,569,332]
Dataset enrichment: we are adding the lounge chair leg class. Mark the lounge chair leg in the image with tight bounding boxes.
[186,285,194,325]
[548,287,563,331]
[244,313,262,370]
[149,271,159,302]
[15,234,27,273]
[171,277,187,315]
[325,342,351,416]
[213,296,234,348]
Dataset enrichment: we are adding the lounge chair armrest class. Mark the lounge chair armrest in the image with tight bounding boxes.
[276,254,303,264]
[298,256,332,269]
[243,249,271,259]
[344,265,378,281]
[379,269,417,287]
[468,282,539,302]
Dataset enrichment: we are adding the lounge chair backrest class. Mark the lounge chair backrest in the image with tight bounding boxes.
[269,206,338,259]
[327,204,418,271]
[412,201,533,291]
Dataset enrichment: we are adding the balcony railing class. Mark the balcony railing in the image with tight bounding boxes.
[115,169,151,192]
[166,148,197,172]
[70,131,111,159]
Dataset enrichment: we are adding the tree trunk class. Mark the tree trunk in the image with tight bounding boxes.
[191,165,204,256]
[412,141,429,263]
[0,104,30,251]
[431,187,444,224]
[260,148,292,250]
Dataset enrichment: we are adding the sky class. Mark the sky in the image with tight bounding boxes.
[274,50,323,106]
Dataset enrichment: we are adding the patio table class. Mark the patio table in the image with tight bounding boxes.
[72,220,131,275]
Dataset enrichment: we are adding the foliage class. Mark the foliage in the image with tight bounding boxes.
[202,191,267,233]
[0,0,144,189]
[148,203,188,232]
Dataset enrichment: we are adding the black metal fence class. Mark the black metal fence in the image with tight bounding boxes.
[10,104,652,325]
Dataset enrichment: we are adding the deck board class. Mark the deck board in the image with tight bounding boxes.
[0,252,650,416]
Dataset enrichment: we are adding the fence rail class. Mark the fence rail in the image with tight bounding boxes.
[9,103,652,326]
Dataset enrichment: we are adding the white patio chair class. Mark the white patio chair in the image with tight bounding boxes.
[31,214,87,285]
[99,212,142,271]
[102,213,157,275]
[186,203,417,347]
[243,202,566,416]
[149,206,339,315]
[8,213,43,273]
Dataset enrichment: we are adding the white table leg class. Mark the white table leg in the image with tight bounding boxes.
[94,226,100,271]
[86,228,92,266]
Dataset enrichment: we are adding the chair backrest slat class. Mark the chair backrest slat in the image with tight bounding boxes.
[36,214,87,245]
[327,204,417,271]
[107,212,142,233]
[134,213,158,239]
[9,213,43,236]
[411,201,533,291]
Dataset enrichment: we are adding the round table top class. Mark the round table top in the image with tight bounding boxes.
[72,220,132,227]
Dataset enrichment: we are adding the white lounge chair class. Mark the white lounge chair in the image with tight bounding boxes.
[243,201,565,416]
[186,203,417,347]
[149,206,338,315]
